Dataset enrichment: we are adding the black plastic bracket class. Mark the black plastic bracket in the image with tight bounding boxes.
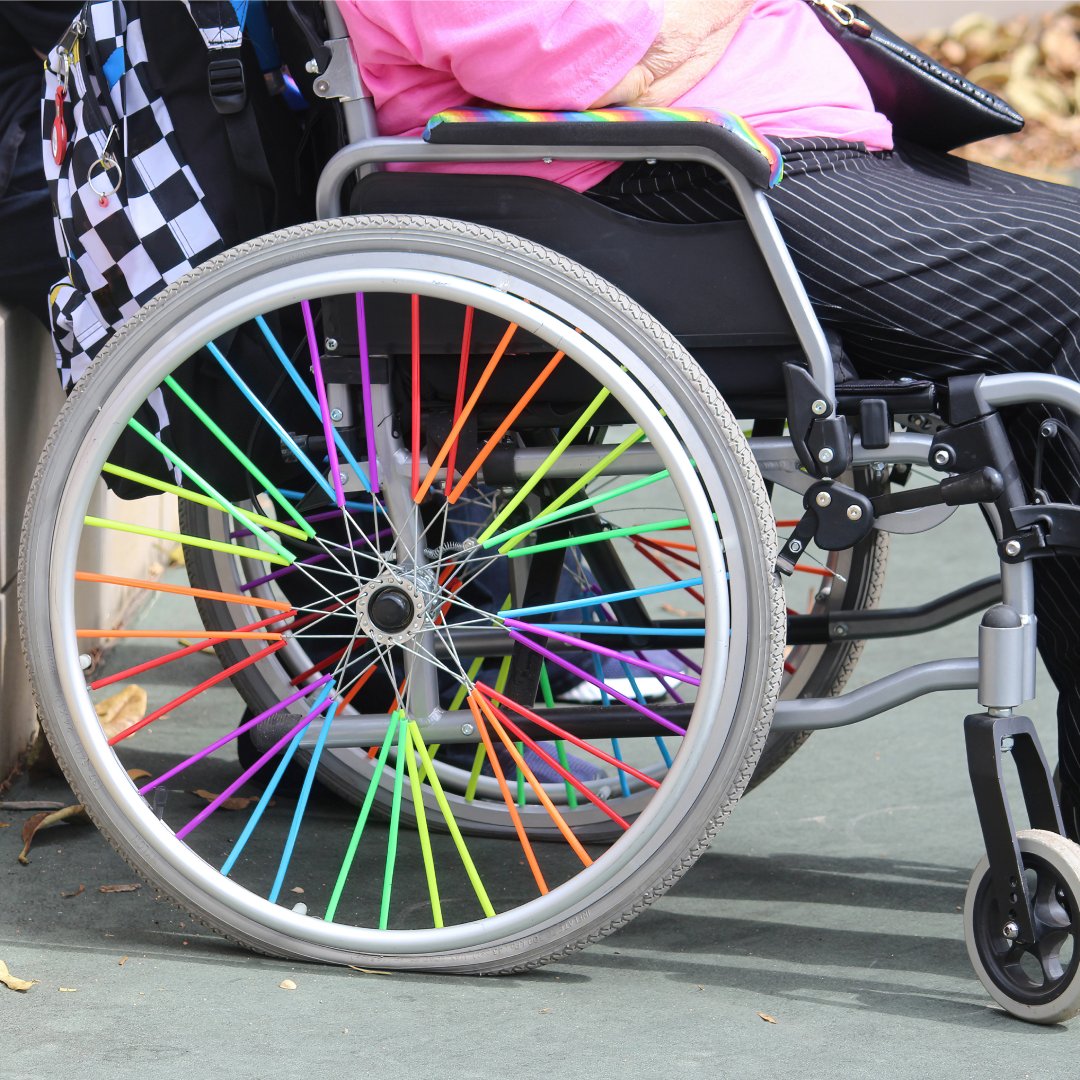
[1001,503,1080,562]
[871,466,1004,517]
[208,57,247,115]
[776,480,874,574]
[858,398,891,450]
[319,353,391,384]
[965,711,1064,944]
[782,363,850,479]
[944,374,994,425]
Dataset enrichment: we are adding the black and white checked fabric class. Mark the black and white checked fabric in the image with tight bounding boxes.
[42,1,234,392]
[590,140,1080,808]
[185,0,243,51]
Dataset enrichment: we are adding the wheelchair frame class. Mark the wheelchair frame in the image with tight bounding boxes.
[309,2,1080,963]
[20,0,1080,1019]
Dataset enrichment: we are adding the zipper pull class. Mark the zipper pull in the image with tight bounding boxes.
[809,0,871,35]
[52,84,68,164]
[51,46,72,165]
[88,127,122,209]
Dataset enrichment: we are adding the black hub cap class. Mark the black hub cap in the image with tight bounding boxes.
[368,585,416,634]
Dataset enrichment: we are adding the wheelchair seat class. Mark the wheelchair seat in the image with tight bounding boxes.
[349,171,847,408]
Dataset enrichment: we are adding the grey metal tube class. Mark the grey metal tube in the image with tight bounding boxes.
[770,658,980,732]
[978,606,1026,710]
[487,431,932,484]
[1000,558,1038,702]
[980,372,1080,416]
[309,657,982,744]
[751,432,932,468]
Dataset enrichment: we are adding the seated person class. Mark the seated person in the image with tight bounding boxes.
[340,0,1080,833]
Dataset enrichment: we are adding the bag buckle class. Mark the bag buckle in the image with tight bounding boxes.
[208,56,246,115]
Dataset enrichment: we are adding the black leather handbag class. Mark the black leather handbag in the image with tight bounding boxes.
[805,0,1024,151]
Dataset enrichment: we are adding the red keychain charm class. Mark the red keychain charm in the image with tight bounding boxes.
[51,85,68,165]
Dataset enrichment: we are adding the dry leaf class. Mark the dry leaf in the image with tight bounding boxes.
[0,960,36,992]
[18,804,90,864]
[290,887,305,895]
[1,800,65,811]
[915,9,1080,184]
[0,822,9,829]
[191,789,269,812]
[279,979,297,990]
[118,956,128,967]
[757,1012,778,1024]
[347,966,392,975]
[95,685,148,741]
[26,729,60,777]
[58,987,78,993]
[60,885,85,899]
[98,883,141,894]
[126,769,151,782]
[167,544,186,567]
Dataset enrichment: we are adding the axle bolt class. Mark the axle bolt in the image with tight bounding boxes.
[846,504,863,521]
[1004,539,1022,558]
[817,447,835,464]
[811,399,828,416]
[460,723,475,737]
[788,539,803,554]
[79,653,92,671]
[305,58,320,74]
[1002,921,1020,940]
[933,448,952,467]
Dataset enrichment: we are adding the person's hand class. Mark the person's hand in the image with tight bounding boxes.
[589,0,755,109]
[590,62,655,109]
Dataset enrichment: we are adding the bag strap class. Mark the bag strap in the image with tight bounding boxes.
[185,0,277,238]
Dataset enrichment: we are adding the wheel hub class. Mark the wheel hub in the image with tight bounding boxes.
[368,586,415,634]
[355,571,432,644]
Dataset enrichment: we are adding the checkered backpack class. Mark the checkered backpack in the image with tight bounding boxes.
[43,0,323,392]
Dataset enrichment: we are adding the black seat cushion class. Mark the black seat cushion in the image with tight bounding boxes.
[346,172,855,409]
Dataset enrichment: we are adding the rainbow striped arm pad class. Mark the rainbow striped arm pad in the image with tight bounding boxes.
[423,106,784,188]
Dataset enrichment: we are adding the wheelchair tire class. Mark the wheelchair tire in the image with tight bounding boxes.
[965,830,1080,1024]
[21,215,784,969]
[749,505,889,791]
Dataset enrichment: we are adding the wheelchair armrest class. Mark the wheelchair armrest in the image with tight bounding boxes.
[423,107,784,190]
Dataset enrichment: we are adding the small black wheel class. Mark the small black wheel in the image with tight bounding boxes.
[964,829,1080,1024]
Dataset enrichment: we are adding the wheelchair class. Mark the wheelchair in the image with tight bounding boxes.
[18,2,1080,1023]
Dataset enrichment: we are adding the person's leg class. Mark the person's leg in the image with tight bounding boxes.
[0,122,67,328]
[589,142,1080,829]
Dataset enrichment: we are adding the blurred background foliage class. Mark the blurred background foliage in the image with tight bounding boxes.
[912,3,1080,182]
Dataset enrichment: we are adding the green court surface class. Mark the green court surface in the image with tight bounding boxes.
[2,503,1072,1079]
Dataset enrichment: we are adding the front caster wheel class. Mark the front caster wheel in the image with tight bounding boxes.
[964,829,1080,1024]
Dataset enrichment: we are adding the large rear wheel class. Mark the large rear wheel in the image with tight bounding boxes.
[21,217,783,969]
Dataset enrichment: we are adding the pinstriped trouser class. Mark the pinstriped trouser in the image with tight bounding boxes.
[588,140,1080,799]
